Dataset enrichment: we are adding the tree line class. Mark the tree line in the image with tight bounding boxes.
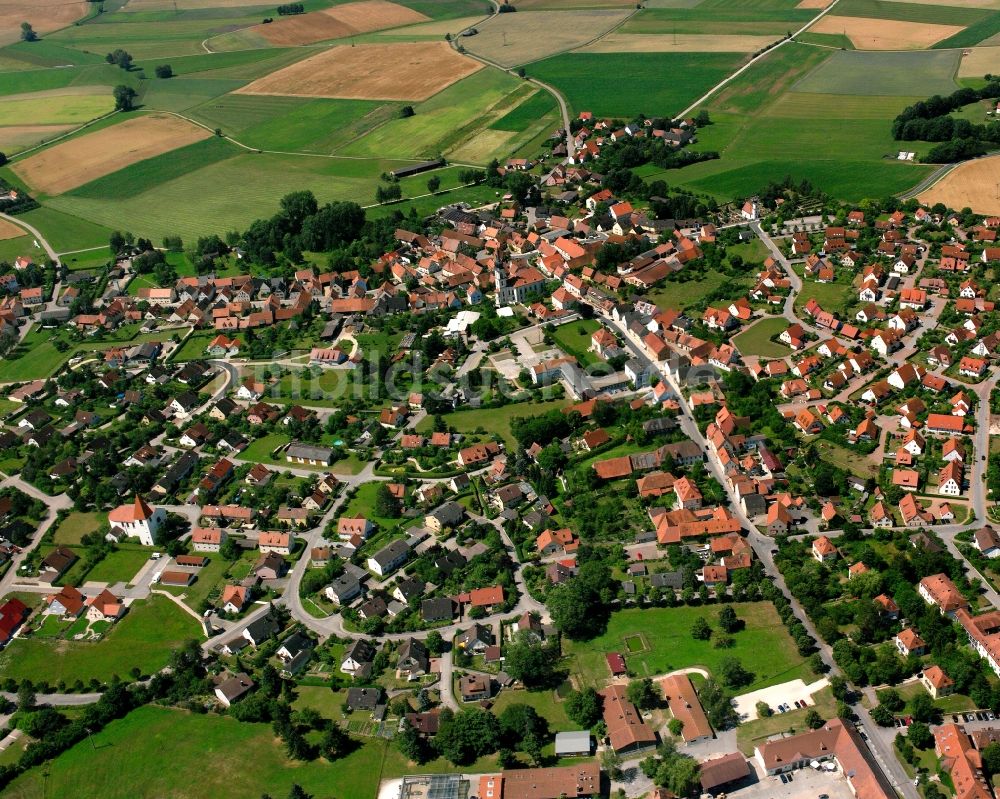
[891,79,1000,163]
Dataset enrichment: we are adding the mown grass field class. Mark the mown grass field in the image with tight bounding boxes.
[51,511,104,546]
[565,602,812,689]
[1,705,388,799]
[491,89,559,132]
[414,397,567,448]
[0,595,199,684]
[528,51,744,117]
[732,316,789,358]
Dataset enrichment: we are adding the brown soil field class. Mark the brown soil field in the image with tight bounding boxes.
[465,9,630,67]
[0,124,74,153]
[581,32,779,52]
[12,113,211,196]
[236,41,482,101]
[809,15,963,49]
[0,0,87,45]
[253,0,428,46]
[796,0,831,8]
[0,218,27,241]
[919,156,1000,216]
[960,46,1000,76]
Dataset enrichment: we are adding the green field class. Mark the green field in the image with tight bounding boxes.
[833,0,992,26]
[565,602,812,689]
[791,49,961,97]
[1,705,388,799]
[623,1,814,35]
[550,319,602,367]
[339,68,522,159]
[732,317,789,358]
[936,11,1000,48]
[0,595,199,684]
[51,512,105,546]
[415,397,568,448]
[491,89,559,133]
[45,152,474,241]
[0,92,113,125]
[528,51,744,117]
[84,547,153,585]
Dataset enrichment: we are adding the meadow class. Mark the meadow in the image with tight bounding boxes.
[528,51,744,117]
[414,397,568,448]
[732,317,790,358]
[565,602,813,689]
[1,705,389,799]
[0,595,199,684]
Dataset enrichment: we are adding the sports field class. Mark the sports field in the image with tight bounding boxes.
[236,41,482,101]
[919,155,1000,216]
[465,9,631,67]
[12,113,212,195]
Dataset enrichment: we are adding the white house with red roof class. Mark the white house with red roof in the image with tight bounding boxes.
[108,495,165,546]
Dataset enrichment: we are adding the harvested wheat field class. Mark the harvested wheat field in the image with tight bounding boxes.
[920,156,1000,217]
[252,0,428,46]
[465,9,631,67]
[0,0,87,45]
[796,0,832,8]
[0,218,26,241]
[960,46,1000,78]
[237,41,482,101]
[809,15,963,49]
[12,113,211,196]
[581,33,779,53]
[0,124,75,154]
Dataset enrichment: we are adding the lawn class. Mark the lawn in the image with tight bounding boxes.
[646,271,751,312]
[732,317,789,358]
[0,595,199,684]
[550,318,601,367]
[489,687,575,732]
[344,481,408,535]
[414,397,567,449]
[84,547,153,585]
[160,550,249,609]
[1,705,388,799]
[171,330,218,362]
[528,51,744,117]
[565,602,812,690]
[51,512,104,546]
[814,440,879,480]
